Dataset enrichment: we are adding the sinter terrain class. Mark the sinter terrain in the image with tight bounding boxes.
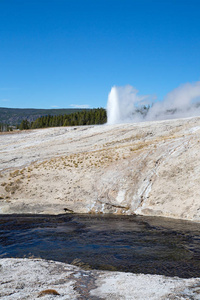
[0,116,200,222]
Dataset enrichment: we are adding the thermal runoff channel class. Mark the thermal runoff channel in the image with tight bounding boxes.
[106,82,200,124]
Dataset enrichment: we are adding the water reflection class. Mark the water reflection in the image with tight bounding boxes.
[0,214,200,278]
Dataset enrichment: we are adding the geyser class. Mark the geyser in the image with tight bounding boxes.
[106,86,121,124]
[107,82,200,124]
[106,85,147,124]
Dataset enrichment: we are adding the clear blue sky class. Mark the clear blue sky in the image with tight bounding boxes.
[0,0,200,109]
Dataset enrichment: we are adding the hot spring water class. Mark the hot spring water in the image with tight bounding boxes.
[0,214,200,278]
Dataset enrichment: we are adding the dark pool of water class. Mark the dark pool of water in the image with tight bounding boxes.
[0,213,200,278]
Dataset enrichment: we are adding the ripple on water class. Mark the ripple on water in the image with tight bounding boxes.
[0,214,200,278]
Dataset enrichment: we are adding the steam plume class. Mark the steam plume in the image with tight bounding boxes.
[107,85,151,124]
[107,82,200,124]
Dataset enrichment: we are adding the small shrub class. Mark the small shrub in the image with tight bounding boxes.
[10,170,20,177]
[38,289,60,297]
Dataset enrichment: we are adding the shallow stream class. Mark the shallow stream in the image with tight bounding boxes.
[0,214,200,278]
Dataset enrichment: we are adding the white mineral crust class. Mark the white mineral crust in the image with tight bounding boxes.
[0,258,200,299]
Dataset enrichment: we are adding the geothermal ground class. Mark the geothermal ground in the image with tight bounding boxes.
[1,258,200,299]
[1,117,200,299]
[1,116,200,221]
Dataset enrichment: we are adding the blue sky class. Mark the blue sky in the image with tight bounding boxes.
[0,0,200,109]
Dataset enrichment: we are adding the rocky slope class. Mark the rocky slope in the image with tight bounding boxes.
[0,116,200,221]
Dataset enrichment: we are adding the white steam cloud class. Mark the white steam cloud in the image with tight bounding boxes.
[107,82,200,124]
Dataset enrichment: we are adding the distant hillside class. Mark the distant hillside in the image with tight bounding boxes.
[0,107,88,125]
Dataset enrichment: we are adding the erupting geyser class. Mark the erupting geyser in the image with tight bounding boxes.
[106,85,141,124]
[106,86,121,124]
[106,82,200,124]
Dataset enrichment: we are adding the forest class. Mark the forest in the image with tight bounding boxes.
[0,123,13,132]
[19,108,107,130]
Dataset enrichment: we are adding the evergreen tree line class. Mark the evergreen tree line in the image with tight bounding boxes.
[19,108,107,130]
[0,123,13,132]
